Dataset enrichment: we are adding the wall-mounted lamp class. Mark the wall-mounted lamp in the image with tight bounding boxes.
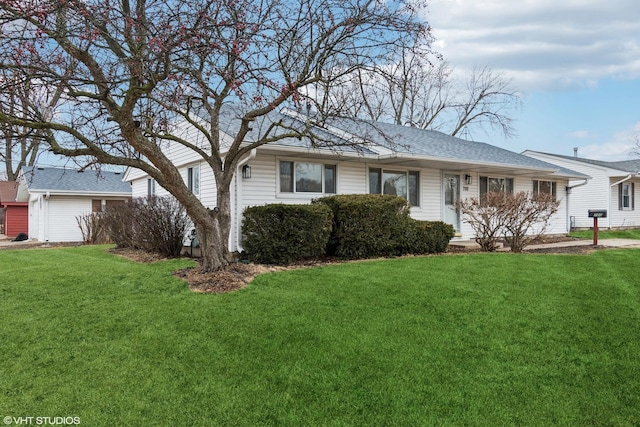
[464,174,472,185]
[242,164,251,179]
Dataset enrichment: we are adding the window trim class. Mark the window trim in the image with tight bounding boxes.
[368,167,420,207]
[479,176,514,197]
[187,165,200,196]
[619,182,635,211]
[533,179,557,199]
[278,159,338,195]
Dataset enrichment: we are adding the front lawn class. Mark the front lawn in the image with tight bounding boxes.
[1,246,639,425]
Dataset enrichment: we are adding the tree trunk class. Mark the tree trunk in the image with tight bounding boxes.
[191,179,234,272]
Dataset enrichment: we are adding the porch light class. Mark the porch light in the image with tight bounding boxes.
[242,164,251,179]
[464,174,472,185]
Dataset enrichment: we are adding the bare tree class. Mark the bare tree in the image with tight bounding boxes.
[448,65,521,140]
[339,47,521,140]
[0,69,66,180]
[0,0,430,271]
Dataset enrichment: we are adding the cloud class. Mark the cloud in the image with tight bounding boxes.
[426,0,640,91]
[567,130,591,139]
[576,121,640,161]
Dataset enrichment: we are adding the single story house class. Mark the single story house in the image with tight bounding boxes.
[523,150,640,229]
[0,180,27,238]
[124,106,587,252]
[16,166,132,242]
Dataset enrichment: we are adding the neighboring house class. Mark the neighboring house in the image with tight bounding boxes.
[0,180,28,238]
[124,107,587,251]
[16,167,132,242]
[524,150,640,229]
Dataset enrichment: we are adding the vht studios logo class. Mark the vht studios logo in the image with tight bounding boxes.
[3,416,81,425]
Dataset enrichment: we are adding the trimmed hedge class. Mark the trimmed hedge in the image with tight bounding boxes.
[314,194,413,259]
[242,203,333,265]
[242,195,455,265]
[404,220,455,254]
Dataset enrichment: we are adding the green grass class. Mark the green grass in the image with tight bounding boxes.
[569,227,640,240]
[2,245,640,425]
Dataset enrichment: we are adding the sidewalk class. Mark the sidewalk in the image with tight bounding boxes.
[449,238,640,252]
[0,234,41,248]
[525,238,640,249]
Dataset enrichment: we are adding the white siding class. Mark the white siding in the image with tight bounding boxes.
[340,162,367,194]
[411,168,441,221]
[515,176,569,235]
[609,178,640,228]
[521,151,640,229]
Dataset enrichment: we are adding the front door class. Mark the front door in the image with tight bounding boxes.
[444,174,460,232]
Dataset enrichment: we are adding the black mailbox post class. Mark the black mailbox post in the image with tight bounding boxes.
[587,209,607,245]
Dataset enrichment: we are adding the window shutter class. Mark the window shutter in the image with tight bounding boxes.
[633,183,635,210]
[619,184,623,210]
[479,176,488,197]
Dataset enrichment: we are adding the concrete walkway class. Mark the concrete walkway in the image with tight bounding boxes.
[528,238,640,249]
[449,238,640,251]
[0,234,42,248]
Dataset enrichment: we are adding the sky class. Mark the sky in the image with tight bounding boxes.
[425,0,640,161]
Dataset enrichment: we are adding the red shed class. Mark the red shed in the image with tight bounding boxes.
[1,201,28,238]
[0,181,26,238]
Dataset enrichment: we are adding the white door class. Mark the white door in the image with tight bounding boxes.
[444,174,460,232]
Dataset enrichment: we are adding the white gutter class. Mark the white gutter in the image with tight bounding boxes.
[567,178,590,192]
[610,174,634,187]
[235,148,257,253]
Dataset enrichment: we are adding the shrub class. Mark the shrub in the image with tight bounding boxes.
[502,192,560,252]
[242,203,333,265]
[315,194,413,259]
[101,196,190,257]
[457,191,560,252]
[405,220,455,254]
[76,212,109,244]
[101,201,138,249]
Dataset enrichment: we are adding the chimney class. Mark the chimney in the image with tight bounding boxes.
[573,147,578,158]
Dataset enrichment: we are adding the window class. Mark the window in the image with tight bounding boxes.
[619,182,635,210]
[188,166,200,195]
[369,168,420,207]
[279,161,337,194]
[147,178,156,197]
[479,176,514,197]
[533,180,557,198]
[92,199,104,213]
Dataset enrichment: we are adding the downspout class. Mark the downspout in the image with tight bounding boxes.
[235,149,257,253]
[565,178,590,231]
[43,192,50,242]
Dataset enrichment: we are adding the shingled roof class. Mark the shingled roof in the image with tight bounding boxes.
[0,181,18,203]
[193,104,587,178]
[22,166,131,194]
[526,151,640,173]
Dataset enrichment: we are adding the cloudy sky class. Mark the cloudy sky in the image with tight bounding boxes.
[425,0,640,161]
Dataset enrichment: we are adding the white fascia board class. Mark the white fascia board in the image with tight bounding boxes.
[28,190,131,197]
